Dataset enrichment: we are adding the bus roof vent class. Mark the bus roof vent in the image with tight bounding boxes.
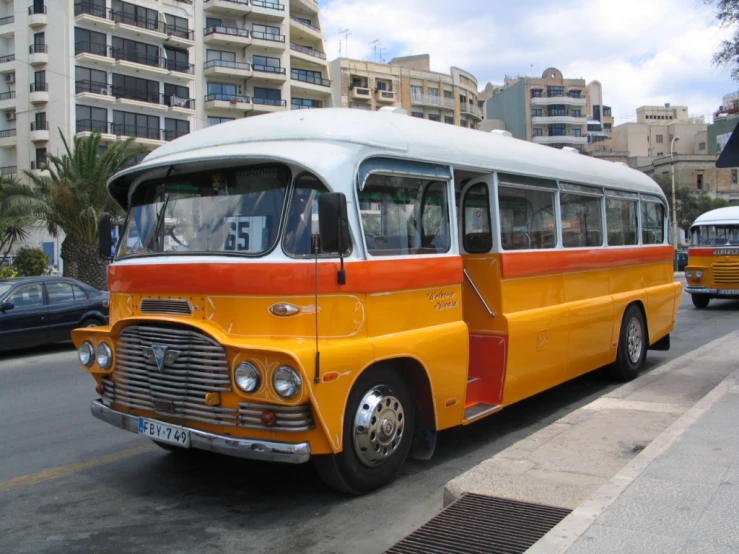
[379,107,407,115]
[490,129,512,137]
[561,146,580,154]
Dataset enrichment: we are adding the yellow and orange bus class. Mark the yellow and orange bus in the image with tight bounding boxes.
[685,206,739,308]
[74,108,682,494]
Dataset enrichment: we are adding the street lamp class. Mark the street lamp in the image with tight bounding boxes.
[670,136,680,269]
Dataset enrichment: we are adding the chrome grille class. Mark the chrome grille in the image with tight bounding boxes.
[239,402,315,431]
[106,325,236,426]
[140,298,193,315]
[713,263,739,285]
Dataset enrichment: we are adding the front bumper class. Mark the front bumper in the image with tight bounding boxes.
[685,286,716,294]
[90,400,311,464]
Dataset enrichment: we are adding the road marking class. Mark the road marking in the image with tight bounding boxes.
[0,444,156,494]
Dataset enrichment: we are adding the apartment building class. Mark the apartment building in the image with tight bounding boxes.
[0,0,330,180]
[709,91,739,155]
[329,54,483,129]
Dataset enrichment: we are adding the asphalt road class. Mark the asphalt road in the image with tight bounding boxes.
[1,288,737,554]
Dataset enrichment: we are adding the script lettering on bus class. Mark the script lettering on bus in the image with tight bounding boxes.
[713,248,739,256]
[428,290,458,311]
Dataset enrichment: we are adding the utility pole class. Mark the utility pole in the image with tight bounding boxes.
[339,29,350,57]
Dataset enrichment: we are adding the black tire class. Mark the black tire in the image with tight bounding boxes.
[151,440,191,454]
[609,304,647,382]
[81,318,104,328]
[691,294,710,309]
[313,366,415,495]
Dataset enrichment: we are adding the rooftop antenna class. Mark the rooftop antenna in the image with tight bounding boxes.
[530,64,533,77]
[339,28,350,58]
[369,39,380,62]
[378,46,386,64]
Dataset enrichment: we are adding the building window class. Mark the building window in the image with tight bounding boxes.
[443,90,453,99]
[531,89,542,97]
[733,169,738,184]
[253,87,283,106]
[459,94,466,104]
[532,109,542,117]
[207,116,234,126]
[571,109,581,117]
[375,80,389,91]
[292,97,322,109]
[656,134,664,143]
[411,111,424,118]
[549,124,566,136]
[112,73,159,103]
[112,110,160,140]
[164,46,190,72]
[547,86,564,97]
[696,174,703,190]
[164,83,190,108]
[76,105,107,133]
[164,118,189,141]
[699,142,706,151]
[550,106,565,116]
[75,66,107,94]
[604,123,612,130]
[252,23,282,41]
[603,107,612,117]
[428,87,439,97]
[572,129,582,137]
[207,49,236,63]
[428,114,440,122]
[568,90,581,98]
[165,13,190,39]
[460,120,468,128]
[35,148,47,168]
[533,128,543,137]
[254,55,282,73]
[74,27,106,56]
[444,116,454,124]
[207,82,239,100]
[291,68,323,84]
[112,0,158,29]
[111,36,159,67]
[411,85,422,99]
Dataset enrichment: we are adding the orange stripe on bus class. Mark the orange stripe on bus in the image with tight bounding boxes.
[108,257,464,295]
[500,245,675,279]
[687,248,713,256]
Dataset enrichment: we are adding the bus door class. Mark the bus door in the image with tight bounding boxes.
[458,175,506,415]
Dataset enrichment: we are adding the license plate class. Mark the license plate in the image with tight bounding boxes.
[718,290,739,295]
[138,418,190,447]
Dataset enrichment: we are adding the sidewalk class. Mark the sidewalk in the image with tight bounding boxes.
[440,331,739,553]
[530,369,739,553]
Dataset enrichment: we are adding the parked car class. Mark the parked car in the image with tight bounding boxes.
[0,276,109,351]
[676,251,688,272]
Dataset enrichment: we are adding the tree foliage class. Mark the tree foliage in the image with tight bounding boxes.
[653,175,730,232]
[707,0,739,80]
[12,247,49,276]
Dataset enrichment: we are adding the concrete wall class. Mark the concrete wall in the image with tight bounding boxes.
[485,80,527,140]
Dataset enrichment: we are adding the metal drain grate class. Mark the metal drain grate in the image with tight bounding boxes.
[384,493,571,554]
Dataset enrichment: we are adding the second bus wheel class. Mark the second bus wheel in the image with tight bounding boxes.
[609,304,647,382]
[691,294,711,309]
[313,367,415,495]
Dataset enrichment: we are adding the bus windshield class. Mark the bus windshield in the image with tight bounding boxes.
[117,164,290,258]
[690,225,739,246]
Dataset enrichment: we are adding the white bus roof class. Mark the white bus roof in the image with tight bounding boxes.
[109,108,664,207]
[691,206,739,227]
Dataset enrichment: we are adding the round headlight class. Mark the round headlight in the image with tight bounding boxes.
[696,270,704,279]
[78,342,94,367]
[235,362,260,392]
[272,366,302,399]
[96,343,112,369]
[685,271,693,278]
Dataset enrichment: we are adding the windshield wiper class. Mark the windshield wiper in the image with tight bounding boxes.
[147,194,170,251]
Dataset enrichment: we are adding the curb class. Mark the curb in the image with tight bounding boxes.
[526,363,739,553]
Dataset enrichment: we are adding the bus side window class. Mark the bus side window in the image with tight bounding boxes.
[498,186,555,250]
[561,193,603,248]
[606,198,638,246]
[641,201,665,244]
[462,183,492,253]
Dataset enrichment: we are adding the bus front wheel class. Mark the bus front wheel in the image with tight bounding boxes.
[691,295,710,309]
[610,305,647,382]
[313,367,415,495]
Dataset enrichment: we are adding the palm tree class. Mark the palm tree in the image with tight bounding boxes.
[0,131,146,289]
[0,175,32,265]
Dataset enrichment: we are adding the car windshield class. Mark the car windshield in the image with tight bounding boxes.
[690,225,739,246]
[117,164,291,258]
[0,282,12,299]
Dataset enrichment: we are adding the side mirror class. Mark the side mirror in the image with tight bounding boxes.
[98,213,112,259]
[318,193,350,254]
[0,301,14,312]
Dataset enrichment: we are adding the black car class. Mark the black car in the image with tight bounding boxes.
[0,276,109,350]
[676,251,688,272]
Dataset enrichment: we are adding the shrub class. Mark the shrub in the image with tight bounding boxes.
[0,265,17,278]
[12,247,49,276]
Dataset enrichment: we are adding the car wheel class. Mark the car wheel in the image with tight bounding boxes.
[609,304,647,382]
[313,366,414,495]
[691,294,710,309]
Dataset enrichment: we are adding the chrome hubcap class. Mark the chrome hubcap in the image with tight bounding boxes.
[352,385,405,467]
[627,317,642,364]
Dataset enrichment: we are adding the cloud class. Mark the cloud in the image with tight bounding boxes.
[318,0,735,122]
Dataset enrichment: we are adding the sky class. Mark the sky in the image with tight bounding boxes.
[318,0,736,124]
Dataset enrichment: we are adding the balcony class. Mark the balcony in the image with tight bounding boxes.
[30,83,49,104]
[252,64,287,83]
[531,115,588,126]
[251,0,286,19]
[163,129,190,142]
[203,25,251,47]
[166,94,196,114]
[0,165,16,176]
[461,104,483,119]
[0,91,15,110]
[75,42,114,70]
[165,59,196,81]
[290,71,330,94]
[164,25,195,49]
[292,0,319,14]
[110,123,166,148]
[251,97,287,114]
[74,2,115,28]
[375,89,396,103]
[531,95,586,107]
[109,10,168,43]
[76,119,115,141]
[28,5,47,27]
[0,128,16,148]
[204,59,252,79]
[532,135,588,145]
[30,121,50,142]
[204,93,253,113]
[29,44,48,65]
[250,30,286,51]
[0,54,14,73]
[0,15,14,39]
[109,47,176,79]
[350,86,371,101]
[204,0,251,16]
[112,87,170,112]
[289,16,321,40]
[289,42,327,66]
[411,94,441,107]
[75,80,116,104]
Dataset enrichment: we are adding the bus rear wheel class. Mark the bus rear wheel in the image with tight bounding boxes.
[313,367,414,495]
[610,305,647,382]
[691,295,710,309]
